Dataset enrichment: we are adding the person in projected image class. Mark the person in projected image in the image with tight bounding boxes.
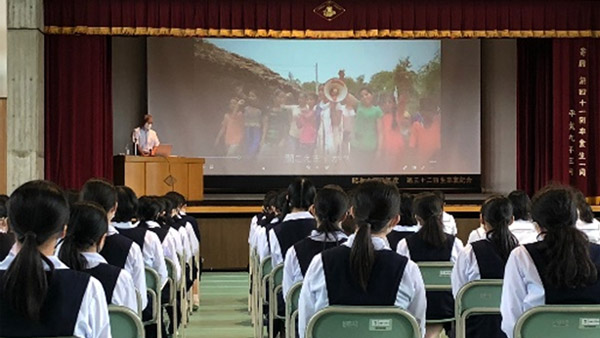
[243,90,263,158]
[380,92,410,170]
[409,97,441,167]
[296,92,318,160]
[259,89,291,158]
[215,97,245,156]
[132,114,160,156]
[349,87,384,167]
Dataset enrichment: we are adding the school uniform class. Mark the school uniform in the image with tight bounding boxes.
[298,234,427,338]
[387,224,421,252]
[0,252,111,338]
[81,252,138,313]
[0,232,15,261]
[397,233,464,321]
[179,211,201,244]
[145,220,182,281]
[282,230,347,297]
[268,211,316,266]
[255,217,280,261]
[170,218,193,263]
[501,241,600,338]
[508,219,539,244]
[576,218,600,244]
[175,214,200,257]
[442,211,458,235]
[467,225,486,244]
[451,241,509,338]
[113,221,168,288]
[100,224,148,309]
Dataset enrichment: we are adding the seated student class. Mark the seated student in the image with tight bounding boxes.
[113,186,168,288]
[164,194,196,290]
[298,181,426,338]
[452,196,518,338]
[501,186,600,338]
[0,180,110,338]
[397,192,464,338]
[156,196,186,261]
[387,193,420,251]
[80,179,148,310]
[256,190,288,262]
[249,191,278,251]
[59,201,138,312]
[573,189,600,243]
[433,191,458,236]
[269,178,317,267]
[0,194,15,261]
[282,187,349,297]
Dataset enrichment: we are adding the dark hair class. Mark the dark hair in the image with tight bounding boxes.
[414,193,446,248]
[507,190,532,221]
[80,179,117,213]
[432,190,445,203]
[59,202,108,271]
[398,193,417,226]
[481,196,518,260]
[64,190,79,208]
[138,196,162,223]
[350,181,400,291]
[0,194,8,218]
[276,189,289,220]
[263,191,278,213]
[532,185,597,288]
[287,178,316,211]
[113,186,138,222]
[314,188,349,237]
[160,196,177,226]
[165,191,186,209]
[2,180,69,320]
[573,189,595,224]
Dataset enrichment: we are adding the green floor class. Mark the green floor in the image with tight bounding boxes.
[186,272,253,338]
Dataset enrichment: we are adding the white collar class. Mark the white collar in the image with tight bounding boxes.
[270,217,280,224]
[393,225,420,232]
[509,219,536,231]
[146,220,161,229]
[81,252,108,269]
[107,224,120,235]
[283,211,314,222]
[112,221,136,229]
[0,253,69,270]
[343,234,391,251]
[179,211,187,216]
[309,230,347,242]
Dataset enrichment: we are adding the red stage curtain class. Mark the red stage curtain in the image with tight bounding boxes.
[45,35,113,190]
[517,39,600,197]
[44,0,600,38]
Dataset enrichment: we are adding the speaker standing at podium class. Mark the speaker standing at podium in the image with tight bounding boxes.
[132,114,161,156]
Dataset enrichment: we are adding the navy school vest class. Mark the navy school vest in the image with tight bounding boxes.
[525,241,600,304]
[0,269,90,337]
[273,218,316,259]
[387,228,418,252]
[294,236,347,276]
[145,223,169,243]
[466,240,509,338]
[100,233,134,269]
[405,233,455,320]
[117,227,147,251]
[322,246,408,305]
[181,215,201,243]
[85,263,121,304]
[264,221,280,249]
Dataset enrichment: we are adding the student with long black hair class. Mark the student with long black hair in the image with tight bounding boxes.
[0,181,110,338]
[282,187,349,297]
[501,186,600,338]
[298,181,426,338]
[452,196,518,338]
[573,189,600,243]
[59,201,138,312]
[387,193,420,251]
[80,179,148,310]
[397,192,464,338]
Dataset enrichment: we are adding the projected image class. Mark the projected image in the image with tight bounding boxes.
[194,39,441,174]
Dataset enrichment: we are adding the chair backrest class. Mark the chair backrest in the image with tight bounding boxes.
[270,264,284,288]
[286,281,303,319]
[515,305,600,338]
[144,267,161,326]
[164,258,178,304]
[109,305,145,338]
[417,262,454,291]
[306,306,421,338]
[145,267,160,294]
[261,256,273,279]
[455,279,503,338]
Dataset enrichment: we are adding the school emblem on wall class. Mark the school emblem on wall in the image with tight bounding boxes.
[314,1,345,21]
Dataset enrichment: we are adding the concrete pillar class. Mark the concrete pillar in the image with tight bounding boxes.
[7,0,44,193]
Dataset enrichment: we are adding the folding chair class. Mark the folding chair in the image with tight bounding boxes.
[306,306,421,338]
[514,305,600,338]
[269,264,284,338]
[417,262,455,325]
[109,305,146,338]
[164,257,179,337]
[256,256,273,338]
[454,279,503,338]
[285,282,303,338]
[144,267,162,338]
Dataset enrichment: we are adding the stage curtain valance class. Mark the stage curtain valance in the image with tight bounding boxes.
[44,0,600,38]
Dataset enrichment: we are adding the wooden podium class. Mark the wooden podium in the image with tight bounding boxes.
[114,155,205,201]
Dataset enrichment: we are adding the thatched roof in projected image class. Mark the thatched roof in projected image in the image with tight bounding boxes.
[193,38,302,94]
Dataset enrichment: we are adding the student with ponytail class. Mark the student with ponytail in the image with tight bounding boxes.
[298,180,426,338]
[397,192,464,338]
[501,186,600,338]
[452,196,518,338]
[59,201,138,312]
[282,186,349,297]
[573,189,600,243]
[0,181,110,338]
[387,193,420,251]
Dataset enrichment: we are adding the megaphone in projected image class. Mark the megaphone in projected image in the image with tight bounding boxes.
[324,78,348,103]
